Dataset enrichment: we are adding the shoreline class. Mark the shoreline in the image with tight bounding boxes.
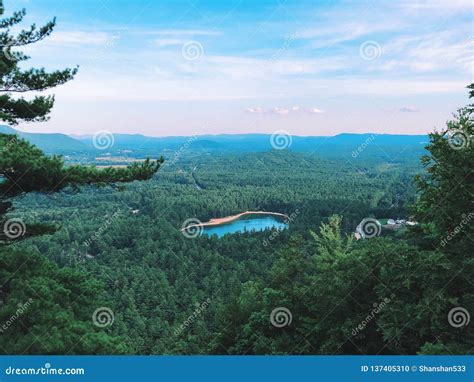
[181,211,289,231]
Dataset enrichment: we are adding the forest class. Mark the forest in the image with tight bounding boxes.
[3,109,473,354]
[0,1,472,356]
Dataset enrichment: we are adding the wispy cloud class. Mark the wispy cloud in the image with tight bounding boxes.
[153,38,186,48]
[398,0,473,12]
[152,29,221,36]
[20,0,470,135]
[245,107,325,115]
[307,108,324,114]
[47,31,117,46]
[399,106,420,113]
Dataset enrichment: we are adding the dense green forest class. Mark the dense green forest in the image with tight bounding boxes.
[5,106,473,354]
[0,1,472,356]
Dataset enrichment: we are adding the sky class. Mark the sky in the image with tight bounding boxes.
[6,0,473,136]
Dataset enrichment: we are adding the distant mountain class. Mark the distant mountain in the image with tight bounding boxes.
[0,125,89,153]
[72,132,428,151]
[2,126,428,160]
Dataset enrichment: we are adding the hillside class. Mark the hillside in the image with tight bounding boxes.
[0,125,88,153]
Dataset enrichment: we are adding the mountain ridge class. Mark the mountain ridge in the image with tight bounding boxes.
[1,126,428,155]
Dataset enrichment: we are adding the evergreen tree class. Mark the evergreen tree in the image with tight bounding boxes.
[0,1,162,353]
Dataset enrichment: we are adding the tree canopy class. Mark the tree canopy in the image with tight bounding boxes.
[0,1,163,354]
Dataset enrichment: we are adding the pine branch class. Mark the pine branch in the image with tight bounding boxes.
[0,67,78,93]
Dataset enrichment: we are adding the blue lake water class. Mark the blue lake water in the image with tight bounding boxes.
[202,215,289,238]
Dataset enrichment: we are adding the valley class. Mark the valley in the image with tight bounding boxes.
[11,144,421,354]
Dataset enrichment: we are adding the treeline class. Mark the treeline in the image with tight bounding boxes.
[10,132,469,355]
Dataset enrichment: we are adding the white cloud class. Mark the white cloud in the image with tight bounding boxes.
[307,108,324,114]
[398,0,473,12]
[244,106,325,115]
[152,29,220,36]
[47,31,117,46]
[273,107,290,115]
[153,38,185,48]
[245,107,264,113]
[399,106,420,113]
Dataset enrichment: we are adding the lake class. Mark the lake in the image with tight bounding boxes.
[201,214,289,238]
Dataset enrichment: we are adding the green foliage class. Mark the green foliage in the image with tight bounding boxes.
[0,1,164,355]
[0,133,163,197]
[414,91,473,256]
[0,247,129,354]
[0,6,470,354]
[0,1,77,124]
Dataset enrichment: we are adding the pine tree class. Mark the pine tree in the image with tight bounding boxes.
[0,1,162,354]
[0,0,163,242]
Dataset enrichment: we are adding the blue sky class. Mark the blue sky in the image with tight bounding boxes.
[8,0,473,136]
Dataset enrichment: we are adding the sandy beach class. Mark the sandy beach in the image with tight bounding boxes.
[181,211,289,231]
